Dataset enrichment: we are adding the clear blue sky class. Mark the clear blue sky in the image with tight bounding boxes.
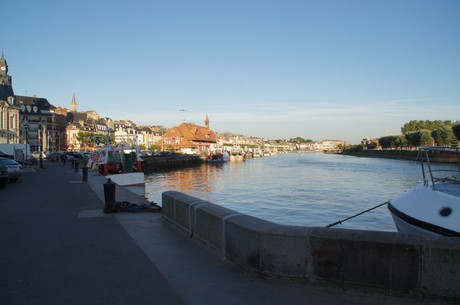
[3,0,459,143]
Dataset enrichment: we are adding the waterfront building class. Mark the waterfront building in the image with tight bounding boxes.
[0,97,20,144]
[15,96,56,152]
[0,51,20,144]
[320,139,346,151]
[66,122,83,151]
[161,115,217,154]
[65,94,115,150]
[137,126,162,150]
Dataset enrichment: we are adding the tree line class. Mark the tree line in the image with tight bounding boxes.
[378,120,460,149]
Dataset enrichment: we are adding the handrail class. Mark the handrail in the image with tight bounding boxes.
[418,146,460,190]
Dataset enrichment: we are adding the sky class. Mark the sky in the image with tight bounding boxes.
[2,0,459,144]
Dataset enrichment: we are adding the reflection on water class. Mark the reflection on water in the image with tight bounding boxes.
[145,153,455,231]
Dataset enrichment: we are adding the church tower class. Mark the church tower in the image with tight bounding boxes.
[70,92,77,112]
[204,114,209,129]
[0,49,12,87]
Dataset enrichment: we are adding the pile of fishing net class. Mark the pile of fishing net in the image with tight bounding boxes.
[112,201,162,213]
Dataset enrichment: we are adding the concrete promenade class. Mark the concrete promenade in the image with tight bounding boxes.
[0,162,452,304]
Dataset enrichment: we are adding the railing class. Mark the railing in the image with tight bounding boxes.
[418,146,460,190]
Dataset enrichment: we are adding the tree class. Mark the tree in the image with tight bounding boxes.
[289,137,305,143]
[378,136,394,149]
[405,130,433,148]
[393,135,407,148]
[337,143,346,151]
[401,120,453,135]
[76,132,107,151]
[420,130,434,146]
[431,126,454,146]
[453,123,460,142]
[76,132,93,149]
[361,138,378,149]
[378,135,407,149]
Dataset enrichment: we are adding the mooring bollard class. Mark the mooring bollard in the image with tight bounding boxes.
[82,166,88,182]
[103,178,116,212]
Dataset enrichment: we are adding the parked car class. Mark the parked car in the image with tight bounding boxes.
[66,151,85,159]
[0,151,14,159]
[0,157,23,182]
[0,159,8,188]
[0,150,35,165]
[46,152,62,162]
[31,151,46,159]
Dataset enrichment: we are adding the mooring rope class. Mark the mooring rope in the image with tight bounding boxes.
[326,201,390,228]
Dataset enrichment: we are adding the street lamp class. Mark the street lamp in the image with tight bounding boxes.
[38,124,43,168]
[24,122,29,166]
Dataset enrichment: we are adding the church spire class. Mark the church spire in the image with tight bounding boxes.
[205,114,209,128]
[0,49,11,86]
[71,92,77,112]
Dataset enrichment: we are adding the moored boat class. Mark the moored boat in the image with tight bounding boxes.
[88,144,145,187]
[207,151,229,163]
[388,146,460,237]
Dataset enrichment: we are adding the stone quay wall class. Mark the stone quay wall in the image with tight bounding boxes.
[142,155,202,174]
[162,190,460,300]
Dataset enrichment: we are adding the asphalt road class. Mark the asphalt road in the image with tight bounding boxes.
[0,162,186,305]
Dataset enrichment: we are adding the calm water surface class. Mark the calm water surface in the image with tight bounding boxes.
[144,153,453,231]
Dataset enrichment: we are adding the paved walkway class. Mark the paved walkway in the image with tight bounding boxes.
[0,162,452,305]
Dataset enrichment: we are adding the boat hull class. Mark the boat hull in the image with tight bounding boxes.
[107,172,145,187]
[388,186,460,237]
[207,152,229,163]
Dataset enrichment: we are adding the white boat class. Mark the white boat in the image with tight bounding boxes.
[388,146,460,237]
[88,144,145,187]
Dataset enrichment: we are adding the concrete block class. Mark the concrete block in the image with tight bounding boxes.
[420,238,460,299]
[162,191,179,221]
[309,228,420,291]
[259,225,312,277]
[162,191,209,234]
[224,215,265,271]
[194,203,240,250]
[225,216,310,277]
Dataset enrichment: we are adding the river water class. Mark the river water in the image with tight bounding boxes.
[144,152,452,232]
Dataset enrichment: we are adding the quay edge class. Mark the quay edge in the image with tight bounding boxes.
[162,190,460,301]
[141,155,203,174]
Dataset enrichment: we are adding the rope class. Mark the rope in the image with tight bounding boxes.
[326,201,390,228]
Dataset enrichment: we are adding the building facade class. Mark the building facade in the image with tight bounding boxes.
[0,51,20,144]
[162,116,217,153]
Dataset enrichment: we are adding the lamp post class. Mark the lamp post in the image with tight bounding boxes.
[6,107,9,144]
[38,124,43,168]
[24,122,29,166]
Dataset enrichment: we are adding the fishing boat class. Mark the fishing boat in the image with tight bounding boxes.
[387,146,460,237]
[207,151,229,163]
[88,144,145,187]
